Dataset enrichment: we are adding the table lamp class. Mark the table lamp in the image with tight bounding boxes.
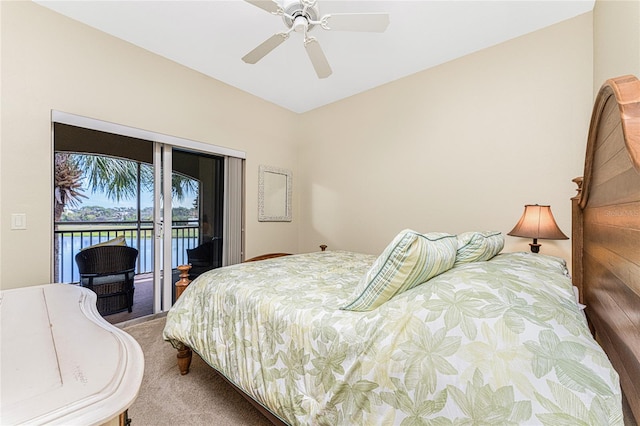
[508,204,568,253]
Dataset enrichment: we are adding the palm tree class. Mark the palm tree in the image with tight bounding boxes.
[54,153,86,220]
[76,154,197,203]
[78,154,147,202]
[53,153,86,280]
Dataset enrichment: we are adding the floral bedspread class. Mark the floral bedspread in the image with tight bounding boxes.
[163,251,622,425]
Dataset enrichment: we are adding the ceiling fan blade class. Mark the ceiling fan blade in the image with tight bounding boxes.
[244,0,281,15]
[304,37,332,79]
[322,13,390,32]
[242,33,288,64]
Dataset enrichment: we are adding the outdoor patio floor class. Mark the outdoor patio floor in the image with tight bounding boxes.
[104,274,154,324]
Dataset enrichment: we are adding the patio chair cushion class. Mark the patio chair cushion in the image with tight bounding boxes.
[80,236,126,251]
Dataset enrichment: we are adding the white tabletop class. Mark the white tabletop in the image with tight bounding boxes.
[1,284,144,425]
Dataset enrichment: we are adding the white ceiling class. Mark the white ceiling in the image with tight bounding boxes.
[35,0,594,113]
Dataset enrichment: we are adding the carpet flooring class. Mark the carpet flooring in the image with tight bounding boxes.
[123,317,272,426]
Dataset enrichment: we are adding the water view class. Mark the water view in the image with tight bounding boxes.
[57,231,199,283]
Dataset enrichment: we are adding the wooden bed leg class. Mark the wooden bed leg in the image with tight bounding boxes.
[176,343,192,375]
[175,264,192,300]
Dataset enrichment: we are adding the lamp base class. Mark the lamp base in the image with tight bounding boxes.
[529,243,541,253]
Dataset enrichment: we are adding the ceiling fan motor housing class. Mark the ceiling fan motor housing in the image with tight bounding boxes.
[282,0,320,31]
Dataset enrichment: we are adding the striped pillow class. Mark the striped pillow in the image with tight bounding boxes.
[342,230,457,312]
[454,231,504,266]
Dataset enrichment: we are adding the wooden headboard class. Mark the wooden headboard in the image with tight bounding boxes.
[572,75,640,424]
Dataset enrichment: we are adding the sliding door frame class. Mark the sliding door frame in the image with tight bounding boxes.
[52,110,245,313]
[161,145,174,311]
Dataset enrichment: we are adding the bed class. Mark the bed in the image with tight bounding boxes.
[163,75,639,425]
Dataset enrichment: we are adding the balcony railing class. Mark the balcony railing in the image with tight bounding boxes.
[54,220,200,283]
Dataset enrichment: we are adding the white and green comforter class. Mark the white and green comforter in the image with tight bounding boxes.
[163,251,622,425]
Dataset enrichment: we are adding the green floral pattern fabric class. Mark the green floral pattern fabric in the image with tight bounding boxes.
[163,251,622,425]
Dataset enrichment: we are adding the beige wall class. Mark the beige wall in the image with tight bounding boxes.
[0,1,299,289]
[593,0,640,93]
[0,3,609,290]
[297,13,594,264]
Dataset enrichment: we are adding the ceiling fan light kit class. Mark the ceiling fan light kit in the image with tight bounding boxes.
[242,0,390,79]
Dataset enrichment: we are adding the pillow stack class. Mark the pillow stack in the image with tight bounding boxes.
[342,229,504,312]
[342,229,457,312]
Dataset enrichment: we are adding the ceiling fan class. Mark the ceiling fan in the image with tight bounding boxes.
[242,0,390,79]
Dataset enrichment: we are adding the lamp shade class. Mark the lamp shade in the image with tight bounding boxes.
[508,205,568,252]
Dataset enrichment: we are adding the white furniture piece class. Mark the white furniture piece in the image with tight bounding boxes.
[0,284,144,425]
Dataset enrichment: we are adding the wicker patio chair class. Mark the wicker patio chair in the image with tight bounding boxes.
[75,245,139,316]
[186,237,223,280]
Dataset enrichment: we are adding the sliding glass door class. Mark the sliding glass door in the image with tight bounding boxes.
[153,146,225,312]
[52,113,241,321]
